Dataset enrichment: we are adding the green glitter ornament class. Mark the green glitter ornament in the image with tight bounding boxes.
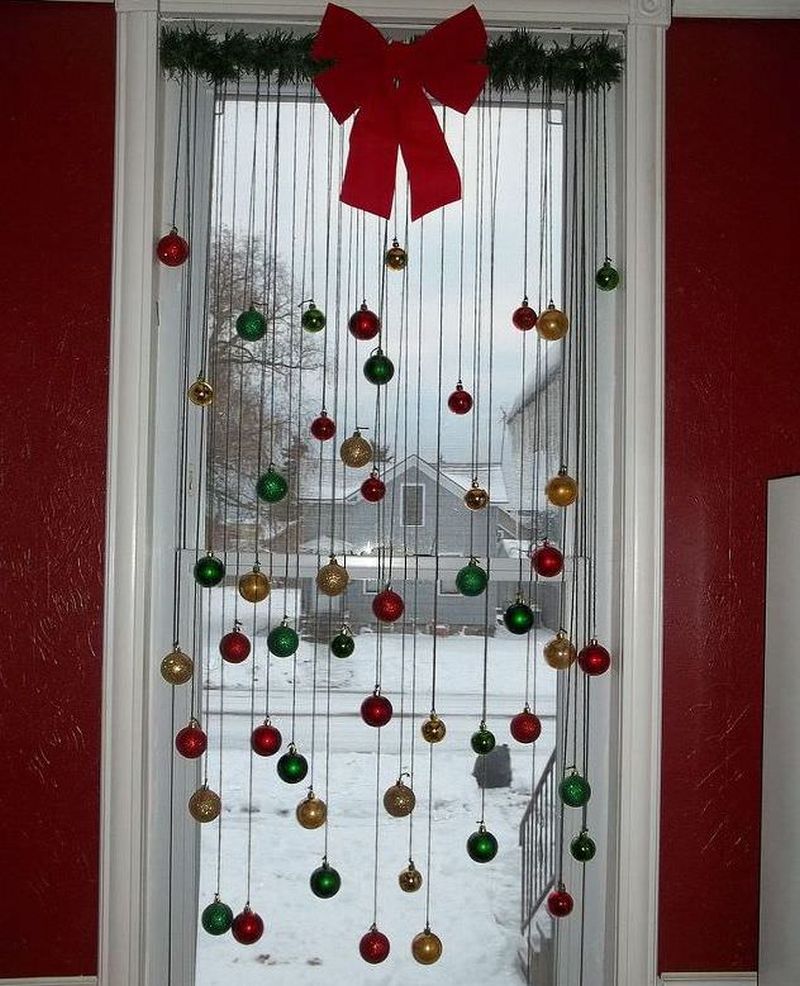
[595,259,620,292]
[236,305,267,341]
[267,621,299,658]
[455,559,488,597]
[194,552,225,588]
[310,860,342,899]
[560,771,591,808]
[330,630,355,659]
[277,745,308,784]
[201,897,233,936]
[467,825,498,863]
[256,467,288,503]
[570,830,597,862]
[503,599,535,635]
[301,302,326,333]
[470,725,496,755]
[363,349,395,386]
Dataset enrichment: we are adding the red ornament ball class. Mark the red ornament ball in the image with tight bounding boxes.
[578,640,611,676]
[310,412,336,441]
[349,304,380,341]
[531,542,564,578]
[512,303,538,331]
[361,473,386,502]
[156,227,189,267]
[175,720,207,759]
[251,721,282,757]
[231,907,264,944]
[447,383,473,415]
[361,693,393,728]
[359,927,391,964]
[219,629,251,664]
[547,887,574,918]
[510,709,542,744]
[372,588,405,623]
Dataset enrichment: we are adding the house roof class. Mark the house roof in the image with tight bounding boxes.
[505,348,562,425]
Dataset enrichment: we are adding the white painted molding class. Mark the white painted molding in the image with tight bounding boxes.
[660,975,758,985]
[0,979,99,986]
[674,0,800,16]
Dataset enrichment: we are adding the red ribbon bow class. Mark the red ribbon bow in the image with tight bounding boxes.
[312,4,488,220]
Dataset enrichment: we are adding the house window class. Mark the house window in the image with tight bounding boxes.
[362,579,380,595]
[438,575,461,596]
[402,484,425,528]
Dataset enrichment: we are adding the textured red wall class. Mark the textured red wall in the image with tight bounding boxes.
[0,1,115,977]
[661,18,800,973]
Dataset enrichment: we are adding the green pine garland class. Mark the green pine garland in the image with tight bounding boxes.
[160,25,623,92]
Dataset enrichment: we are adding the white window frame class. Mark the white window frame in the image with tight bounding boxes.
[101,3,669,986]
[401,482,426,528]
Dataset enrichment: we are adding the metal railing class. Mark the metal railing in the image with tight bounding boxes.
[519,748,558,934]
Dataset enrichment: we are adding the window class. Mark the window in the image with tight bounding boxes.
[402,484,425,528]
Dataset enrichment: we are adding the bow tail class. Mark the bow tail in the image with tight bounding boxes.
[399,87,461,221]
[340,101,399,219]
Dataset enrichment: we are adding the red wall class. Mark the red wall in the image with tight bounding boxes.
[661,17,800,973]
[0,1,115,977]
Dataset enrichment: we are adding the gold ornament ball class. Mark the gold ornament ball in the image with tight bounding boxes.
[316,558,350,597]
[464,484,489,511]
[187,376,214,407]
[544,630,578,670]
[412,929,443,965]
[238,567,271,603]
[188,785,221,823]
[296,793,327,830]
[398,862,423,893]
[421,714,447,744]
[546,469,578,507]
[537,304,570,341]
[385,240,408,271]
[160,647,194,685]
[340,431,373,469]
[383,780,416,818]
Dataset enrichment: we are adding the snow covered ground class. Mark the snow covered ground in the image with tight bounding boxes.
[196,586,557,985]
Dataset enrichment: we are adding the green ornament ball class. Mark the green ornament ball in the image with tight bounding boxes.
[256,468,288,503]
[201,898,233,936]
[277,748,309,784]
[559,771,591,808]
[330,632,355,659]
[310,861,341,899]
[194,553,225,588]
[301,303,326,333]
[267,623,299,658]
[467,827,498,863]
[363,350,395,386]
[456,560,488,597]
[236,306,267,341]
[595,260,620,292]
[570,830,597,863]
[470,726,496,755]
[503,600,535,635]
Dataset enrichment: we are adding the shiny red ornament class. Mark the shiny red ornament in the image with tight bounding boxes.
[232,907,264,944]
[359,927,391,964]
[510,709,542,744]
[251,721,282,756]
[219,629,251,664]
[531,541,564,578]
[156,227,189,267]
[310,412,336,441]
[361,473,386,502]
[547,887,574,918]
[348,304,380,341]
[512,302,537,331]
[175,720,207,759]
[578,640,611,676]
[447,383,473,415]
[372,588,405,623]
[361,692,393,728]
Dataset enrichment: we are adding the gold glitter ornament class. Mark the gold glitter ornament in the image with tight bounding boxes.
[383,779,416,818]
[385,239,408,271]
[238,566,271,603]
[160,646,193,685]
[536,303,570,341]
[546,468,578,507]
[412,929,443,965]
[543,629,578,670]
[398,862,423,893]
[421,713,447,744]
[296,792,328,830]
[316,557,350,597]
[340,430,373,469]
[188,784,221,823]
[464,481,489,511]
[187,376,214,407]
